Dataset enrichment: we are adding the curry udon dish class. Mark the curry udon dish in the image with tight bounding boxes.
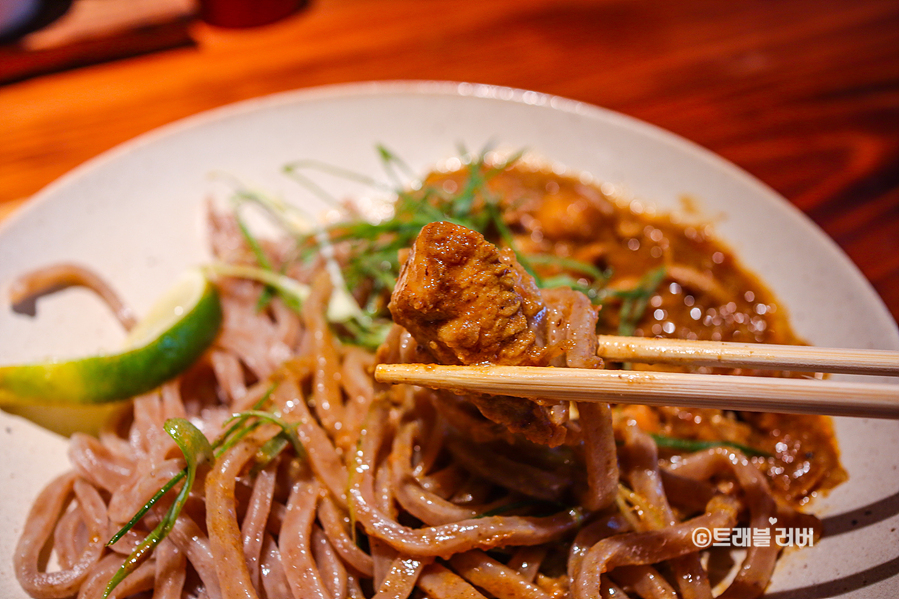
[10,152,845,599]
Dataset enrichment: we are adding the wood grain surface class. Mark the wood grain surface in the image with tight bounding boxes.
[1,0,897,321]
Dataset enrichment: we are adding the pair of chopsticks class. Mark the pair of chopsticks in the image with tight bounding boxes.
[374,335,899,419]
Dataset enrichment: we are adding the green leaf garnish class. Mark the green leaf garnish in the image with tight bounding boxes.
[251,433,291,475]
[526,254,610,282]
[375,143,419,188]
[285,157,392,194]
[221,147,670,354]
[225,409,305,460]
[233,210,280,312]
[614,266,667,337]
[204,263,309,312]
[649,433,771,458]
[103,418,212,598]
[339,316,393,351]
[106,384,276,547]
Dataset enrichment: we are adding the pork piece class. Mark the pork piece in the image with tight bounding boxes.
[389,221,547,367]
[389,221,583,446]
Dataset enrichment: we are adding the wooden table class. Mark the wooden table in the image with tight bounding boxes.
[1,0,897,321]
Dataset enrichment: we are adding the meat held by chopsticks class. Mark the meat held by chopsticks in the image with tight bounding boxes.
[387,221,606,449]
[389,220,549,367]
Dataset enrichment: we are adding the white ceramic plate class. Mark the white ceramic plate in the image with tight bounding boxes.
[1,81,897,598]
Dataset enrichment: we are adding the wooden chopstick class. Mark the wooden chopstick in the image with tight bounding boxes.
[596,335,899,377]
[374,364,899,419]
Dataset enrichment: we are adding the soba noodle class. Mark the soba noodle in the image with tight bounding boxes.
[13,155,842,599]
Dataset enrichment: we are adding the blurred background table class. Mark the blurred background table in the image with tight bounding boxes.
[1,0,897,321]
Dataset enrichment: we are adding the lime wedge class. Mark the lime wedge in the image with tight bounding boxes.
[0,269,222,407]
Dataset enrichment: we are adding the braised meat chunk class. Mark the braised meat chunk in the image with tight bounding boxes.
[388,221,595,447]
[389,221,547,367]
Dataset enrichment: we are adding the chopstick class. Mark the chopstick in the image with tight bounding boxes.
[374,364,899,419]
[595,335,899,377]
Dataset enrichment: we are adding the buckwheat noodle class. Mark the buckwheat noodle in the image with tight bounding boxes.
[14,164,834,599]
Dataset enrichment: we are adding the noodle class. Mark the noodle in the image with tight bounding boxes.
[242,462,278,587]
[280,474,329,598]
[9,263,137,330]
[317,497,375,577]
[11,157,843,599]
[371,555,430,599]
[153,539,187,599]
[448,550,553,599]
[15,474,105,598]
[207,437,267,597]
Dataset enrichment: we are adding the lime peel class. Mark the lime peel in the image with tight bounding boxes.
[0,269,222,406]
